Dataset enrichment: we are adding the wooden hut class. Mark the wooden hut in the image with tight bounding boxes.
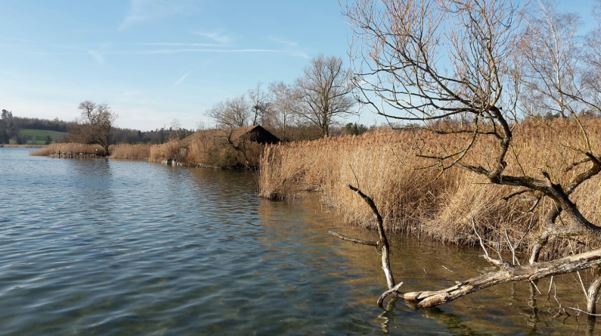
[229,125,280,145]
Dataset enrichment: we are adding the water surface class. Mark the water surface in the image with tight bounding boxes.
[0,148,595,335]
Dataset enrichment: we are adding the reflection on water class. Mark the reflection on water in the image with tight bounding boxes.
[0,148,597,335]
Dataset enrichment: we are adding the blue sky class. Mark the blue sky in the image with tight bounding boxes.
[0,1,598,130]
[0,0,352,130]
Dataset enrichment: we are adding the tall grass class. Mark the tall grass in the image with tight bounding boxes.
[32,130,264,168]
[31,143,105,156]
[149,140,183,163]
[149,131,264,168]
[109,144,151,160]
[260,118,601,256]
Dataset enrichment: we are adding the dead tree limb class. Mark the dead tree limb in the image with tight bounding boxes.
[333,183,601,312]
[398,248,601,308]
[329,185,400,308]
[348,184,396,290]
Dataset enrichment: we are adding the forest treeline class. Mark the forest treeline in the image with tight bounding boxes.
[0,108,195,145]
[1,108,370,146]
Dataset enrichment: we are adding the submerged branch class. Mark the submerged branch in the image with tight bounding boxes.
[328,230,378,247]
[348,184,396,290]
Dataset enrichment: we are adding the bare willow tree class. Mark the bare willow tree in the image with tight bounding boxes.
[338,0,601,313]
[519,2,587,118]
[269,81,300,139]
[295,55,355,137]
[70,100,116,155]
[248,84,272,127]
[583,2,601,112]
[208,95,250,129]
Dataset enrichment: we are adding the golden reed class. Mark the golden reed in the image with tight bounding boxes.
[260,118,601,257]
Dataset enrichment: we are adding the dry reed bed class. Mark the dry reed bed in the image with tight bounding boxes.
[31,143,106,156]
[109,144,151,160]
[149,132,263,168]
[260,118,601,256]
[149,141,182,163]
[33,131,262,168]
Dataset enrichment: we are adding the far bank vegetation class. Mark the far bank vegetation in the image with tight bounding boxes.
[34,126,277,169]
[34,54,359,168]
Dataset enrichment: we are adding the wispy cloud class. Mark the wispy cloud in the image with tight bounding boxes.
[173,72,190,86]
[138,42,223,48]
[25,46,306,58]
[87,49,105,64]
[120,0,193,30]
[267,36,309,59]
[13,38,309,60]
[193,30,234,45]
[121,48,285,55]
[268,36,298,48]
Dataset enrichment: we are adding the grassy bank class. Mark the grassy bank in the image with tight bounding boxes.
[259,118,601,257]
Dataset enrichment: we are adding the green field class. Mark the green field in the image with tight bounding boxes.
[18,129,67,144]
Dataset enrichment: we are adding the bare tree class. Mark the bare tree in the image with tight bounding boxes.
[208,95,250,129]
[248,84,272,127]
[269,81,300,138]
[71,100,115,155]
[582,2,601,113]
[340,0,601,313]
[518,2,595,118]
[295,55,355,137]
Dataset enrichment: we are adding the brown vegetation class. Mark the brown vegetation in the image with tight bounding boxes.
[260,118,601,257]
[109,144,151,160]
[66,101,116,155]
[336,0,601,312]
[31,143,106,157]
[33,126,275,168]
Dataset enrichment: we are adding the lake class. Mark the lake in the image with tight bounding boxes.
[0,148,595,335]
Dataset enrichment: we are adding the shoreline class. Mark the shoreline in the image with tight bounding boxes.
[1,144,46,148]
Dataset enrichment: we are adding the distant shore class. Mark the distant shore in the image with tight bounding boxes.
[0,144,46,148]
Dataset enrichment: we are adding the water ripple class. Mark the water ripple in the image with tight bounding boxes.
[0,148,593,335]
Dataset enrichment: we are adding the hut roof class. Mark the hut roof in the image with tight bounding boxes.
[232,125,280,144]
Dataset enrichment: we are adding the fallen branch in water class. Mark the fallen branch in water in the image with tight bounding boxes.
[399,248,601,308]
[347,185,396,291]
[328,230,377,247]
[330,184,400,308]
[330,185,601,315]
